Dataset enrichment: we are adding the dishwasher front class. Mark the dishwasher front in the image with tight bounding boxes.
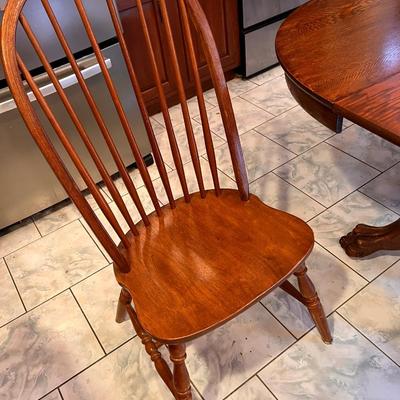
[0,42,152,229]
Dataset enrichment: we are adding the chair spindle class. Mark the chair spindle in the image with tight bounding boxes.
[40,0,151,227]
[159,0,206,198]
[19,13,139,237]
[178,0,221,196]
[105,0,176,209]
[74,0,161,216]
[136,0,191,202]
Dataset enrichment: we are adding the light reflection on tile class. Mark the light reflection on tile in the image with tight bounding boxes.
[275,143,379,207]
[0,258,24,327]
[327,125,400,171]
[255,106,335,154]
[262,244,367,338]
[309,191,400,281]
[339,261,400,364]
[187,303,295,400]
[0,291,102,400]
[0,219,40,259]
[5,221,108,310]
[213,130,295,183]
[226,377,275,400]
[259,314,400,400]
[72,265,135,353]
[241,76,297,116]
[360,162,400,214]
[250,173,325,221]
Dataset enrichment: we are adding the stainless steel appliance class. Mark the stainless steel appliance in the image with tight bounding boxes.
[240,0,308,77]
[0,0,152,229]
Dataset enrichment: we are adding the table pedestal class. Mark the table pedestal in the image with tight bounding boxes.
[339,218,400,257]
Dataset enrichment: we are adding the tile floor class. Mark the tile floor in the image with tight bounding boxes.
[0,66,399,400]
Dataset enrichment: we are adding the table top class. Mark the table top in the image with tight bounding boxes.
[276,0,400,146]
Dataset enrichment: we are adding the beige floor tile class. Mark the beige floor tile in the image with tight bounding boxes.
[41,390,62,400]
[33,193,102,237]
[194,97,274,138]
[204,77,258,106]
[152,97,215,127]
[360,162,400,214]
[155,120,225,169]
[72,265,135,353]
[0,219,40,258]
[259,314,400,400]
[262,244,367,338]
[187,303,295,400]
[275,143,379,207]
[226,377,275,400]
[152,158,236,205]
[60,337,174,400]
[249,65,284,86]
[339,261,400,364]
[241,75,298,116]
[0,291,103,400]
[309,191,400,281]
[327,125,400,171]
[5,220,108,310]
[255,106,335,154]
[0,258,24,327]
[250,173,325,221]
[213,130,295,183]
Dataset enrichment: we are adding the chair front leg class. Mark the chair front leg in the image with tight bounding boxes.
[169,344,192,400]
[295,264,333,344]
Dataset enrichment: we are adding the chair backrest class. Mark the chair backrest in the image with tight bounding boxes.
[1,0,249,272]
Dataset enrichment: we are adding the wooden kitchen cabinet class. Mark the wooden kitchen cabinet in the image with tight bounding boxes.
[115,0,240,114]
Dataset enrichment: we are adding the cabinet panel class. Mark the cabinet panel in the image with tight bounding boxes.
[116,0,240,113]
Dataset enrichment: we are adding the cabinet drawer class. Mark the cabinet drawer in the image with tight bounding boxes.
[242,0,306,28]
[244,20,283,76]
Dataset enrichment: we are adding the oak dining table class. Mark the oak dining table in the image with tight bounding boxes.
[275,0,400,258]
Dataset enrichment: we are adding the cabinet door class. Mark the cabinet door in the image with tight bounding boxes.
[188,0,240,80]
[116,0,188,109]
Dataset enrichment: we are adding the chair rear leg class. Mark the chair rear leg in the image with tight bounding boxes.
[116,287,131,323]
[169,344,192,400]
[295,264,333,344]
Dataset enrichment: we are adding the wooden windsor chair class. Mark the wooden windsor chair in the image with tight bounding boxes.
[1,0,333,398]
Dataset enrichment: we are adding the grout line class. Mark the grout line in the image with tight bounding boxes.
[1,261,113,321]
[336,312,400,368]
[256,375,279,400]
[78,218,110,262]
[55,336,137,394]
[58,387,65,400]
[359,190,400,217]
[70,289,107,356]
[2,257,27,313]
[323,141,383,173]
[31,217,43,238]
[259,301,297,341]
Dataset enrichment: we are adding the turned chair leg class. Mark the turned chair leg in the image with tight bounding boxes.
[295,264,333,344]
[169,344,192,400]
[116,287,131,323]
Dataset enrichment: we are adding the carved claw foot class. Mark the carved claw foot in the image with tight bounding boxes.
[340,219,400,258]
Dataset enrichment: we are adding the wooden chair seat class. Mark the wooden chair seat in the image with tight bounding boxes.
[115,189,314,343]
